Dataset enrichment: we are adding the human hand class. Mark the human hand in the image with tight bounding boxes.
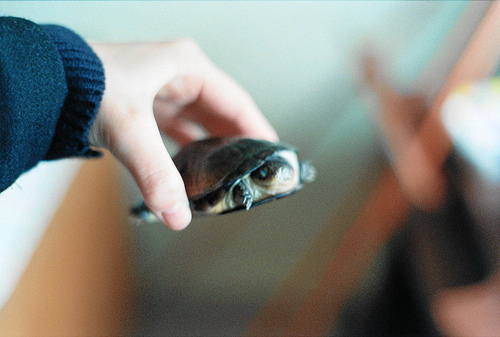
[88,39,278,230]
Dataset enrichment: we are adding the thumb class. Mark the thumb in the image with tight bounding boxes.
[108,115,192,230]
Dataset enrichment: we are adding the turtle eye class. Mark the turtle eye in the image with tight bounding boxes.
[251,160,294,183]
[252,166,270,181]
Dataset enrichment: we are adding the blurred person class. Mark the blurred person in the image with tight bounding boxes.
[0,17,278,230]
[347,56,500,336]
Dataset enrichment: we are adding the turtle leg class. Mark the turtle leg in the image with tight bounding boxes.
[232,180,254,210]
[130,201,158,222]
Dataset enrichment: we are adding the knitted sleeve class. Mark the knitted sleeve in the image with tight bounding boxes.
[0,17,67,192]
[42,24,105,160]
[0,17,105,192]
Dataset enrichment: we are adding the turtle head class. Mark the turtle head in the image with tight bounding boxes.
[248,150,305,196]
[224,151,299,213]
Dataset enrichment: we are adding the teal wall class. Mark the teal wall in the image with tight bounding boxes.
[1,0,469,202]
[2,1,467,131]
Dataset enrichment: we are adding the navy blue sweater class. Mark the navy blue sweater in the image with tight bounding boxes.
[0,17,105,192]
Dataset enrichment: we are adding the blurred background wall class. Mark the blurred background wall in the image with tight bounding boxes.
[0,1,482,336]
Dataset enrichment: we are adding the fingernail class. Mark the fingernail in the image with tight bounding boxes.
[161,202,192,230]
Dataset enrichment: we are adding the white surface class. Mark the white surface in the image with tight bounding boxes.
[442,79,500,183]
[0,160,81,309]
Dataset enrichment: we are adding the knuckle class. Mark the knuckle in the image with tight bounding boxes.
[172,37,203,56]
[161,75,204,104]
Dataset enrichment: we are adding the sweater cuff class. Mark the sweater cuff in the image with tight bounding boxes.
[41,25,105,160]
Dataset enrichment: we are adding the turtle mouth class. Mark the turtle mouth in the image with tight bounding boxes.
[232,179,254,211]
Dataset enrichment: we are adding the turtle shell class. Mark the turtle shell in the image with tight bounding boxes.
[130,137,315,219]
[173,137,294,203]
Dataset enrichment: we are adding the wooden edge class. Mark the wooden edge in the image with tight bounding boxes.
[397,0,500,209]
[0,152,134,336]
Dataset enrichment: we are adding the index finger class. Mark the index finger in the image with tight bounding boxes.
[181,69,279,142]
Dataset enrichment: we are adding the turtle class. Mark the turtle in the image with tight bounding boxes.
[131,137,316,219]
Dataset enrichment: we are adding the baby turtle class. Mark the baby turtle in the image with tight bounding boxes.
[131,137,315,219]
